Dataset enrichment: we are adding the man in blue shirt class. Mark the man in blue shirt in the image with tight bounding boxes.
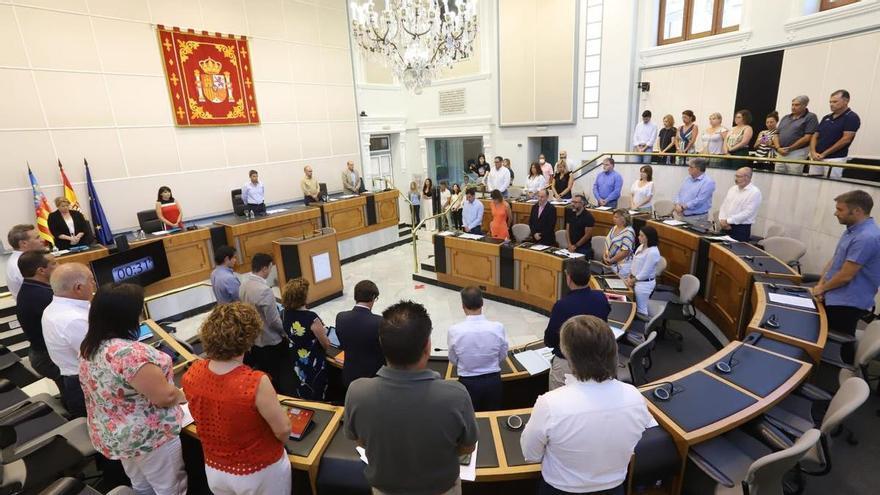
[461,188,485,235]
[592,158,623,207]
[242,169,266,216]
[544,259,611,390]
[210,245,241,303]
[673,158,716,223]
[809,89,861,179]
[812,190,880,364]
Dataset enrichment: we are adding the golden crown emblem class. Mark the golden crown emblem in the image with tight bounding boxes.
[198,57,222,75]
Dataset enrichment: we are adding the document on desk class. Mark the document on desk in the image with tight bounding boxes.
[460,442,478,481]
[514,347,553,375]
[180,403,195,427]
[529,244,551,251]
[609,325,625,340]
[339,194,358,199]
[594,206,612,211]
[437,231,454,236]
[151,230,172,236]
[604,278,629,290]
[662,219,687,226]
[551,200,570,205]
[554,249,585,259]
[265,208,288,214]
[768,293,816,310]
[459,233,484,240]
[52,249,70,256]
[706,235,737,242]
[356,446,369,464]
[628,210,642,215]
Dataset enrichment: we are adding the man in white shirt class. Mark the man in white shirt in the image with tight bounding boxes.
[486,156,511,197]
[42,262,96,418]
[632,110,659,164]
[522,315,656,495]
[6,224,45,299]
[447,287,508,411]
[539,154,553,184]
[718,167,763,242]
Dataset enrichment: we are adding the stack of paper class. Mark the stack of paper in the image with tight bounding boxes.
[594,206,612,211]
[768,293,815,310]
[662,219,687,226]
[706,235,737,242]
[266,208,288,214]
[604,278,629,290]
[459,233,484,240]
[514,347,554,375]
[436,231,454,236]
[554,250,585,259]
[551,200,570,205]
[529,244,550,251]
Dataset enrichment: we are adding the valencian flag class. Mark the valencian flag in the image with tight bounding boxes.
[27,166,54,246]
[58,160,81,211]
[85,159,113,245]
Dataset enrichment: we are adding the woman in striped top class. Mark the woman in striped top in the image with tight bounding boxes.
[603,209,636,277]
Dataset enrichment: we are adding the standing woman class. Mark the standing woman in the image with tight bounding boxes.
[79,283,187,495]
[282,278,332,401]
[156,186,184,229]
[626,226,661,319]
[552,161,573,200]
[676,110,699,165]
[701,112,728,167]
[658,115,677,164]
[408,181,421,227]
[754,112,781,171]
[724,110,754,169]
[603,209,636,277]
[489,189,512,241]
[48,197,94,250]
[503,158,515,188]
[476,154,489,178]
[630,165,654,212]
[526,162,547,198]
[422,178,435,231]
[182,302,292,495]
[450,183,464,229]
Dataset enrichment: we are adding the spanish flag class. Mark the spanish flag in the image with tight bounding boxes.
[27,166,54,246]
[58,160,80,211]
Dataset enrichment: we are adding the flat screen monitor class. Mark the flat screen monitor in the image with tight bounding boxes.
[91,240,171,288]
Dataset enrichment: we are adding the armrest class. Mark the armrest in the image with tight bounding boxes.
[752,419,794,451]
[37,477,87,495]
[0,379,15,394]
[0,402,54,450]
[687,449,736,488]
[827,331,856,345]
[796,383,833,402]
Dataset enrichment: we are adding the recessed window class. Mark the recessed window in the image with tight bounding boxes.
[820,0,860,11]
[658,0,741,45]
[582,135,598,152]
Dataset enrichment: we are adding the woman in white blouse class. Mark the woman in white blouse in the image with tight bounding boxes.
[630,165,654,212]
[525,162,547,198]
[626,226,661,318]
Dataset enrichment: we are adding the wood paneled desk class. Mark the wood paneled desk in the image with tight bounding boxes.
[317,190,400,241]
[476,199,620,238]
[54,245,110,266]
[215,207,322,273]
[749,282,828,363]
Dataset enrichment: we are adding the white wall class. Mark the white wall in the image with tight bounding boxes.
[0,0,360,242]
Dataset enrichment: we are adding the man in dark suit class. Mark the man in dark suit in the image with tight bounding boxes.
[529,189,557,245]
[335,280,385,388]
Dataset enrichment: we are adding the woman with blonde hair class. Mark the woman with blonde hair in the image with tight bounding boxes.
[183,302,292,495]
[408,181,421,226]
[47,197,93,249]
[701,112,728,155]
[282,277,331,400]
[552,161,573,200]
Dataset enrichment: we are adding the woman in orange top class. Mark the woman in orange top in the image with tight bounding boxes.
[155,186,184,229]
[489,189,512,240]
[182,303,292,494]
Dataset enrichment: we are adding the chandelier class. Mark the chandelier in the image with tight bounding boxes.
[350,0,479,94]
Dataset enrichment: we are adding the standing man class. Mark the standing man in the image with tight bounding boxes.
[336,280,384,388]
[447,287,508,411]
[16,251,61,389]
[242,170,267,216]
[239,253,286,385]
[42,262,96,417]
[342,160,361,195]
[592,158,623,208]
[775,95,818,174]
[810,90,861,179]
[812,190,880,365]
[6,224,44,299]
[632,110,659,164]
[539,154,553,184]
[566,194,596,258]
[544,259,611,390]
[486,156,511,197]
[461,187,485,235]
[344,300,478,495]
[529,189,558,245]
[718,167,762,242]
[210,245,240,304]
[439,181,452,230]
[673,158,716,223]
[301,165,321,205]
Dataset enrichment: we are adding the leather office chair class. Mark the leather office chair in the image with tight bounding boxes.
[511,224,531,243]
[555,229,569,249]
[0,396,95,463]
[653,199,674,218]
[646,274,700,352]
[136,209,163,234]
[759,237,806,274]
[765,225,785,239]
[231,188,246,216]
[617,331,657,386]
[0,436,89,495]
[319,183,329,202]
[0,379,28,412]
[591,236,606,262]
[821,320,880,390]
[0,346,40,389]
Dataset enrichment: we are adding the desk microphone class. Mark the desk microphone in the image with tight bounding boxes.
[651,382,678,401]
[761,314,781,329]
[433,347,448,352]
[769,283,779,291]
[744,255,755,263]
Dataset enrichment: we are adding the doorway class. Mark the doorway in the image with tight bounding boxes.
[527,136,559,165]
[427,136,484,187]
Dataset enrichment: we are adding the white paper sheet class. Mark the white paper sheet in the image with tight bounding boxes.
[356,446,369,464]
[312,252,332,283]
[529,244,550,251]
[437,231,454,236]
[605,278,629,290]
[180,403,195,427]
[151,230,172,236]
[662,219,687,226]
[550,200,570,205]
[594,206,612,211]
[609,326,625,340]
[460,442,478,481]
[706,235,737,242]
[265,208,288,214]
[459,233,484,240]
[628,210,641,215]
[514,348,552,375]
[768,292,816,309]
[339,194,358,199]
[52,249,70,256]
[554,249,585,259]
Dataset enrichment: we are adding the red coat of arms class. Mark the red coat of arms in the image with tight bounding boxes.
[157,26,260,126]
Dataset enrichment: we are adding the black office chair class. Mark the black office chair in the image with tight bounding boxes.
[135,210,163,234]
[0,346,40,389]
[319,183,329,202]
[1,436,89,495]
[617,331,657,386]
[231,188,246,216]
[646,274,700,352]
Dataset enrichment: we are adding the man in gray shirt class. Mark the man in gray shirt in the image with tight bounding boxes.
[344,300,478,495]
[239,252,286,386]
[775,95,818,175]
[210,245,240,303]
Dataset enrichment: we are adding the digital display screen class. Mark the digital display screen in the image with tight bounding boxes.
[113,256,156,283]
[91,240,171,288]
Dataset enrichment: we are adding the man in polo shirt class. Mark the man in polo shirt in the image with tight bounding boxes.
[565,194,595,258]
[775,95,818,175]
[810,89,861,179]
[544,259,611,390]
[345,300,478,495]
[15,251,60,389]
[812,190,880,365]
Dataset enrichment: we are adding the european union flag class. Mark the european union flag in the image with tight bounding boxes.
[85,159,113,245]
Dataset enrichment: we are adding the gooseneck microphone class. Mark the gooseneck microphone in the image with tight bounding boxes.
[762,314,781,329]
[651,382,677,401]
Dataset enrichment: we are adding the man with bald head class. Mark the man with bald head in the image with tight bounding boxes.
[718,167,762,242]
[342,160,362,195]
[301,165,321,205]
[42,262,96,417]
[529,188,558,246]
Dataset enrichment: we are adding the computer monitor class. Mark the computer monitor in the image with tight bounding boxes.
[91,240,171,288]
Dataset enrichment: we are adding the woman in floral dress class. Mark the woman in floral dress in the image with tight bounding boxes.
[281,277,332,400]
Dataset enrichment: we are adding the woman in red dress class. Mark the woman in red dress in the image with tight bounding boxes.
[155,186,184,229]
